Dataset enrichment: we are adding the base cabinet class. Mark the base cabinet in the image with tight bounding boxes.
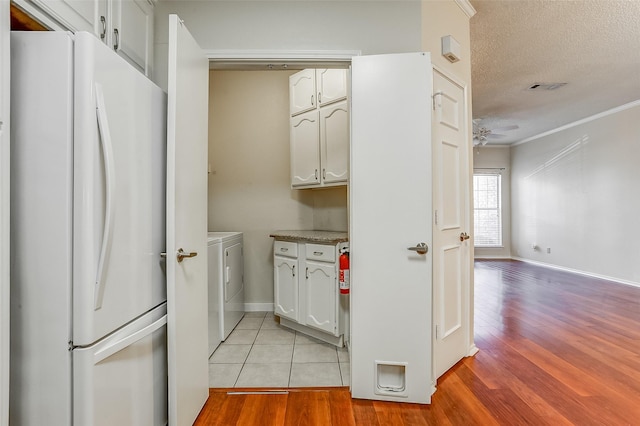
[273,240,348,344]
[274,256,298,321]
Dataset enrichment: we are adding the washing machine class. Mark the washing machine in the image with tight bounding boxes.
[207,231,245,356]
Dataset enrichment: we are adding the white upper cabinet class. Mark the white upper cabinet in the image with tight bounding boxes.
[17,0,154,77]
[290,109,321,187]
[289,69,316,116]
[320,100,349,184]
[27,0,106,35]
[316,69,348,107]
[289,68,349,189]
[110,0,154,76]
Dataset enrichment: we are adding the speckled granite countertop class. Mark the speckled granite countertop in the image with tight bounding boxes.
[269,230,348,244]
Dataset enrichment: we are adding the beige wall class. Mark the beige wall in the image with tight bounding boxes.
[473,146,511,259]
[421,0,472,83]
[208,70,348,306]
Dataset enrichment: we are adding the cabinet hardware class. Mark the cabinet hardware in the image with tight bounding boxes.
[280,247,288,252]
[113,28,119,51]
[322,169,326,180]
[292,265,296,277]
[313,251,323,256]
[311,95,314,106]
[315,169,318,180]
[305,267,309,279]
[100,16,106,40]
[318,92,322,103]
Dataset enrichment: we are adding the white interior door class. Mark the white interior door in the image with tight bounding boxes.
[350,52,434,404]
[166,14,209,426]
[432,69,472,379]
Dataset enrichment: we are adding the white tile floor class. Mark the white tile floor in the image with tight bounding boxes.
[208,311,350,388]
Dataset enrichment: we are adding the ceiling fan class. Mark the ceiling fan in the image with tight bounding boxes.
[472,119,519,146]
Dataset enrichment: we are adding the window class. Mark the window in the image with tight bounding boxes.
[473,173,502,247]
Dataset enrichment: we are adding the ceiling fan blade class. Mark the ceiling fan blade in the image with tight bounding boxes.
[487,133,508,139]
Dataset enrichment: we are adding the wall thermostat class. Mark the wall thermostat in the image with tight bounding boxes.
[441,35,461,63]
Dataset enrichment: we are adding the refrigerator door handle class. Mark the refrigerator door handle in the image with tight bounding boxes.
[93,315,167,363]
[94,83,117,310]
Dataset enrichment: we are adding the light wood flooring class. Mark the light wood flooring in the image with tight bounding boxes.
[195,259,640,425]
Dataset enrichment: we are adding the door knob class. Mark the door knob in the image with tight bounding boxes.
[408,242,428,255]
[177,248,198,263]
[460,232,470,242]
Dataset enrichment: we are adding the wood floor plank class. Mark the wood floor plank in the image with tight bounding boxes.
[194,260,640,425]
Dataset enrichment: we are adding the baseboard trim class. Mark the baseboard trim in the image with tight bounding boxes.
[510,257,640,289]
[474,255,512,260]
[467,344,479,357]
[244,302,274,312]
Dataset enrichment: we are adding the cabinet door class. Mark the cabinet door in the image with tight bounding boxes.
[290,110,320,187]
[304,261,337,335]
[274,256,298,321]
[320,100,349,184]
[29,0,105,35]
[316,69,347,107]
[289,69,316,116]
[111,0,154,76]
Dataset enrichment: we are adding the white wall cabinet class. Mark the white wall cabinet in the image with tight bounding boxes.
[273,239,348,344]
[289,69,349,189]
[15,0,154,76]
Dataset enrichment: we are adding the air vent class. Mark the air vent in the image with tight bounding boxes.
[527,82,567,91]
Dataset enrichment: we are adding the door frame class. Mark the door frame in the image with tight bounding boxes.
[203,50,476,397]
[1,2,10,424]
[430,64,477,383]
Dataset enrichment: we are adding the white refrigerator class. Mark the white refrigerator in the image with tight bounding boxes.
[10,31,168,425]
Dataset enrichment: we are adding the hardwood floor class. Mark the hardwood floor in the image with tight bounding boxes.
[195,259,640,425]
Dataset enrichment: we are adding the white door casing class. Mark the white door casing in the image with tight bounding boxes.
[350,52,434,404]
[166,14,209,426]
[432,68,472,379]
[0,3,9,425]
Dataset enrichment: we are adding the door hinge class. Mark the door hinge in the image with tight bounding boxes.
[435,210,438,226]
[435,325,439,340]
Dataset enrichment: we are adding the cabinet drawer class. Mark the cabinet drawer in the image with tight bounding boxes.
[305,244,335,262]
[274,241,298,258]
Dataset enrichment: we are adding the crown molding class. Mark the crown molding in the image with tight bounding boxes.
[454,0,477,18]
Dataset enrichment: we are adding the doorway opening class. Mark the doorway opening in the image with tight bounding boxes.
[205,61,352,389]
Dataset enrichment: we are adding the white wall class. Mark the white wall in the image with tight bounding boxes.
[208,70,348,306]
[155,1,421,54]
[511,102,640,285]
[0,2,9,424]
[473,146,511,259]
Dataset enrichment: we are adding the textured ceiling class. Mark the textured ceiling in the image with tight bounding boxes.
[470,0,640,144]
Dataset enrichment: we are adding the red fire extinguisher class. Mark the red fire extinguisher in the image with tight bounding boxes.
[339,249,350,295]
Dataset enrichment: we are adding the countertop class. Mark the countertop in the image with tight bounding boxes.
[269,230,348,244]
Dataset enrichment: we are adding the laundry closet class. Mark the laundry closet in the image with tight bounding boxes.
[206,67,351,388]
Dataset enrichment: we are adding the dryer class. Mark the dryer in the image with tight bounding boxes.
[207,232,245,356]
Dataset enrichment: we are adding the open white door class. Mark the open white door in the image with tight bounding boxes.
[432,68,473,379]
[166,14,209,426]
[350,52,434,404]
